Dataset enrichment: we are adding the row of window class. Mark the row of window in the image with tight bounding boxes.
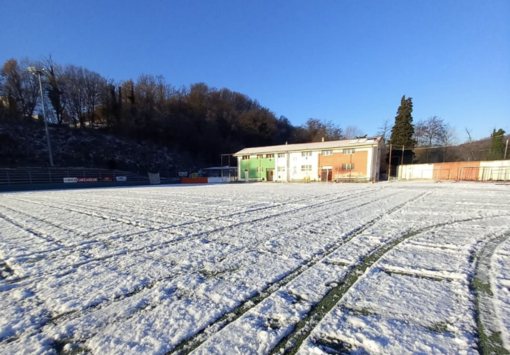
[242,149,355,160]
[256,164,354,172]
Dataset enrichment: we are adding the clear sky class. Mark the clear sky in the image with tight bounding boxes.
[1,0,509,141]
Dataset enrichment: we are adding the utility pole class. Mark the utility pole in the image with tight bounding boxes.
[387,144,392,181]
[28,67,54,167]
[505,140,509,160]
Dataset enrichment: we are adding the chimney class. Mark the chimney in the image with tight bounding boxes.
[322,137,324,142]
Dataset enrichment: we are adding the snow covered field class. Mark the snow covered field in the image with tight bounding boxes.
[0,181,509,355]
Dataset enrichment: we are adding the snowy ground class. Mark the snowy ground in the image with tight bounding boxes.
[0,181,509,355]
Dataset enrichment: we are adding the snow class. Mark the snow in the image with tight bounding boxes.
[0,181,509,354]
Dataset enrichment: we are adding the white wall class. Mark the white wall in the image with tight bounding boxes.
[274,155,288,182]
[288,151,320,181]
[398,164,435,180]
[479,160,510,181]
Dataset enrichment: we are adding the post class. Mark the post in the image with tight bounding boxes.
[36,71,54,167]
[505,140,509,160]
[387,144,392,181]
[400,145,405,166]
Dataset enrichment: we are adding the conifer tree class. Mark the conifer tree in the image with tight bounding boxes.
[389,95,416,147]
[490,128,506,160]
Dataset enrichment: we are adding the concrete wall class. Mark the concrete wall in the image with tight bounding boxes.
[480,160,510,181]
[398,160,510,181]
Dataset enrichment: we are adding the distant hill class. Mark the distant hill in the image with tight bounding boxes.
[407,134,509,164]
[451,134,510,161]
[0,122,199,174]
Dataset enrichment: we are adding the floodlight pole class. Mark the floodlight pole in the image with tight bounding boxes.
[29,67,54,167]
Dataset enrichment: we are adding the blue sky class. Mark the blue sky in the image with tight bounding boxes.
[1,0,509,141]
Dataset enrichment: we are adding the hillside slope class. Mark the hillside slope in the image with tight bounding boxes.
[0,123,198,174]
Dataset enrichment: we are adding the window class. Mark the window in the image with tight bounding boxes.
[266,154,274,159]
[342,163,355,170]
[278,153,285,158]
[277,166,285,172]
[257,167,264,172]
[242,155,250,160]
[321,150,332,156]
[301,165,312,172]
[257,154,263,159]
[302,151,312,157]
[343,149,355,154]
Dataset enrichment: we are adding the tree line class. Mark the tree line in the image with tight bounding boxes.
[0,57,352,165]
[384,95,507,163]
[1,57,506,167]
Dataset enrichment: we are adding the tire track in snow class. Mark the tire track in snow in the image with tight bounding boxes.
[0,211,64,249]
[472,233,510,355]
[0,186,384,291]
[270,216,510,355]
[9,186,378,233]
[0,202,100,241]
[4,186,385,282]
[0,187,390,348]
[26,188,348,222]
[167,190,431,355]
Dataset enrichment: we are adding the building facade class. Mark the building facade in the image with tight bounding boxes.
[234,137,384,182]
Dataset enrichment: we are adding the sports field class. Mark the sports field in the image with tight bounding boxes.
[0,182,509,354]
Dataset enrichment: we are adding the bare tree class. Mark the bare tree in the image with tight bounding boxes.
[61,65,106,127]
[377,118,392,142]
[439,124,457,162]
[299,118,343,142]
[344,125,365,139]
[44,57,67,125]
[0,58,41,120]
[465,127,473,143]
[83,69,106,126]
[414,116,446,147]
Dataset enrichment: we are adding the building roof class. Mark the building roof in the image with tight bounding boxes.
[234,136,383,156]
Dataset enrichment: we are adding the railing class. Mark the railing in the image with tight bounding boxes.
[0,168,150,186]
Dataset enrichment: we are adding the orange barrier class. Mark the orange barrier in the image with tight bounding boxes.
[180,177,208,184]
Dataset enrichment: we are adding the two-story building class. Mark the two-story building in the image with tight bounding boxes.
[234,137,384,182]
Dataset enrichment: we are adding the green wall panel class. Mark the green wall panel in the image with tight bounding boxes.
[240,158,275,179]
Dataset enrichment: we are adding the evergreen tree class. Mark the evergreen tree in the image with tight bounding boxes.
[490,128,506,160]
[389,95,416,147]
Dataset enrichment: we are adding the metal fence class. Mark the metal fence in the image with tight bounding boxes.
[0,168,149,186]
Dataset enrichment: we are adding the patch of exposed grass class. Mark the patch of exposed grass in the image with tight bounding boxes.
[343,306,376,317]
[426,321,449,333]
[472,276,493,296]
[53,338,89,355]
[24,257,45,264]
[381,268,447,282]
[0,261,14,279]
[313,337,353,354]
[477,328,509,355]
[199,267,239,279]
